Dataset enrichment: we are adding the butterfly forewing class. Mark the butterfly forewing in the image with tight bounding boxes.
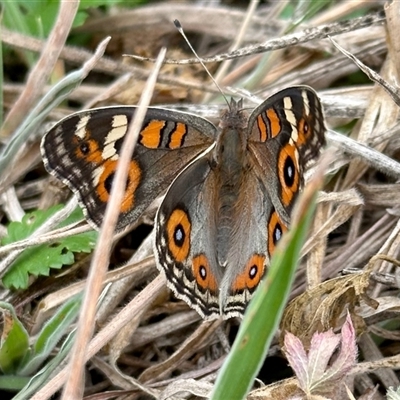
[248,86,325,158]
[247,86,326,221]
[41,106,216,231]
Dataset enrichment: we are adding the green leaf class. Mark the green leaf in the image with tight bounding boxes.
[3,0,147,42]
[2,206,97,289]
[210,189,319,400]
[0,303,29,375]
[19,295,81,376]
[1,205,64,245]
[0,375,30,391]
[2,243,75,289]
[13,329,76,400]
[2,2,37,66]
[0,32,3,128]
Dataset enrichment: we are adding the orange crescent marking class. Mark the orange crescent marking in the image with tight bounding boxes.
[120,160,141,212]
[192,254,218,292]
[278,143,299,207]
[97,160,141,213]
[231,254,265,291]
[166,209,191,262]
[139,120,165,149]
[268,211,288,256]
[257,114,268,142]
[169,123,187,149]
[266,108,281,138]
[97,160,116,203]
[86,139,103,163]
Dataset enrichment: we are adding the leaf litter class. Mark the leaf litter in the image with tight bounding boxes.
[2,1,400,399]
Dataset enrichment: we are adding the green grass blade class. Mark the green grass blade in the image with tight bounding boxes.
[2,2,36,66]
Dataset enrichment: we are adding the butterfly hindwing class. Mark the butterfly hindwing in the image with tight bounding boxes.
[154,151,221,318]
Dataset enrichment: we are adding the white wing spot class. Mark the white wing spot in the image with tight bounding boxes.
[92,165,104,186]
[284,97,298,141]
[302,90,311,116]
[103,115,128,159]
[75,115,90,139]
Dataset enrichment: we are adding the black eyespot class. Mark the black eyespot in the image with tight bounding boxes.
[80,142,89,154]
[199,265,207,280]
[104,173,132,194]
[304,121,309,134]
[284,156,295,187]
[104,172,114,194]
[249,265,258,280]
[174,224,185,247]
[273,223,283,245]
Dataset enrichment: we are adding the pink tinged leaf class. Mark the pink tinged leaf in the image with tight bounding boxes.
[284,313,358,397]
[284,332,309,389]
[311,313,357,393]
[325,313,357,378]
[307,329,340,387]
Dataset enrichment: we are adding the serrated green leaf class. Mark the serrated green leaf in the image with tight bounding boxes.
[61,205,85,226]
[1,206,97,289]
[2,244,74,289]
[0,303,29,375]
[61,232,97,253]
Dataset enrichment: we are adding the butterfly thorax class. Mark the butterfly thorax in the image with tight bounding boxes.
[214,101,248,178]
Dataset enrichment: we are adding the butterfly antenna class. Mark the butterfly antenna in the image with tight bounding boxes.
[174,19,231,108]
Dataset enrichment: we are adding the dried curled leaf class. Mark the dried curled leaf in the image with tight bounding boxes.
[280,269,378,345]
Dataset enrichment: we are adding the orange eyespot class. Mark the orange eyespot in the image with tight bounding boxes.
[278,143,299,207]
[192,254,218,292]
[296,117,311,145]
[268,210,288,256]
[166,209,191,262]
[74,134,103,164]
[96,160,141,213]
[231,254,266,292]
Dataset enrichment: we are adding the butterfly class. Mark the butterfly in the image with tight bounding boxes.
[41,86,326,319]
